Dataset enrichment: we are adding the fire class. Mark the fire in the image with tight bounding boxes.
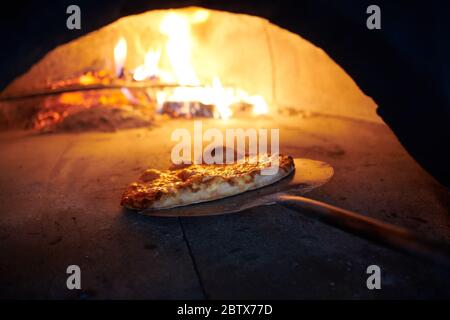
[114,11,269,120]
[190,9,210,23]
[114,37,127,77]
[133,49,161,81]
[160,13,199,86]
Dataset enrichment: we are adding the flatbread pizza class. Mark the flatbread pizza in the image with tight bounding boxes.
[121,154,294,210]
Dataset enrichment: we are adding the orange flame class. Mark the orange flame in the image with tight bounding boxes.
[160,13,199,86]
[133,49,161,81]
[114,37,127,77]
[130,10,269,120]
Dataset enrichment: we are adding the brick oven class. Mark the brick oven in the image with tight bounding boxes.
[0,0,449,300]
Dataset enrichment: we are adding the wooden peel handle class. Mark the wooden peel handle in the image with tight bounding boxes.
[277,194,450,266]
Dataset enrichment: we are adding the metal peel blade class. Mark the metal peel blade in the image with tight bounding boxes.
[136,158,334,217]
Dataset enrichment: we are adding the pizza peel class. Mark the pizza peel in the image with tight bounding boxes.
[136,158,333,217]
[132,158,450,266]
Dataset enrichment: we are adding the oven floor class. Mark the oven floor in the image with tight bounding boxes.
[0,115,449,299]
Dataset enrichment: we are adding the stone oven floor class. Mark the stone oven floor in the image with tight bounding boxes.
[0,114,449,299]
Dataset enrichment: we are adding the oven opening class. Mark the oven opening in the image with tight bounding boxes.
[0,7,378,132]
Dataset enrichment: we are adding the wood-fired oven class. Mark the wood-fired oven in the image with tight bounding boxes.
[0,0,449,300]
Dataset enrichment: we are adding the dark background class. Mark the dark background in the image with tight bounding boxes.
[0,0,449,187]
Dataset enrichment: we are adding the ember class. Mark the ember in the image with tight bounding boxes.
[31,89,154,132]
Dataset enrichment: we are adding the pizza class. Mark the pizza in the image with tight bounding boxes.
[120,154,295,210]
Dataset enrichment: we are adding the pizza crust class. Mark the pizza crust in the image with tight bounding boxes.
[121,154,295,210]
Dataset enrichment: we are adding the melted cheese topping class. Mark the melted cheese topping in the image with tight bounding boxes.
[121,154,294,210]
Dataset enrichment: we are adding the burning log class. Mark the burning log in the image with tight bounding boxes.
[30,89,155,132]
[161,101,215,119]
